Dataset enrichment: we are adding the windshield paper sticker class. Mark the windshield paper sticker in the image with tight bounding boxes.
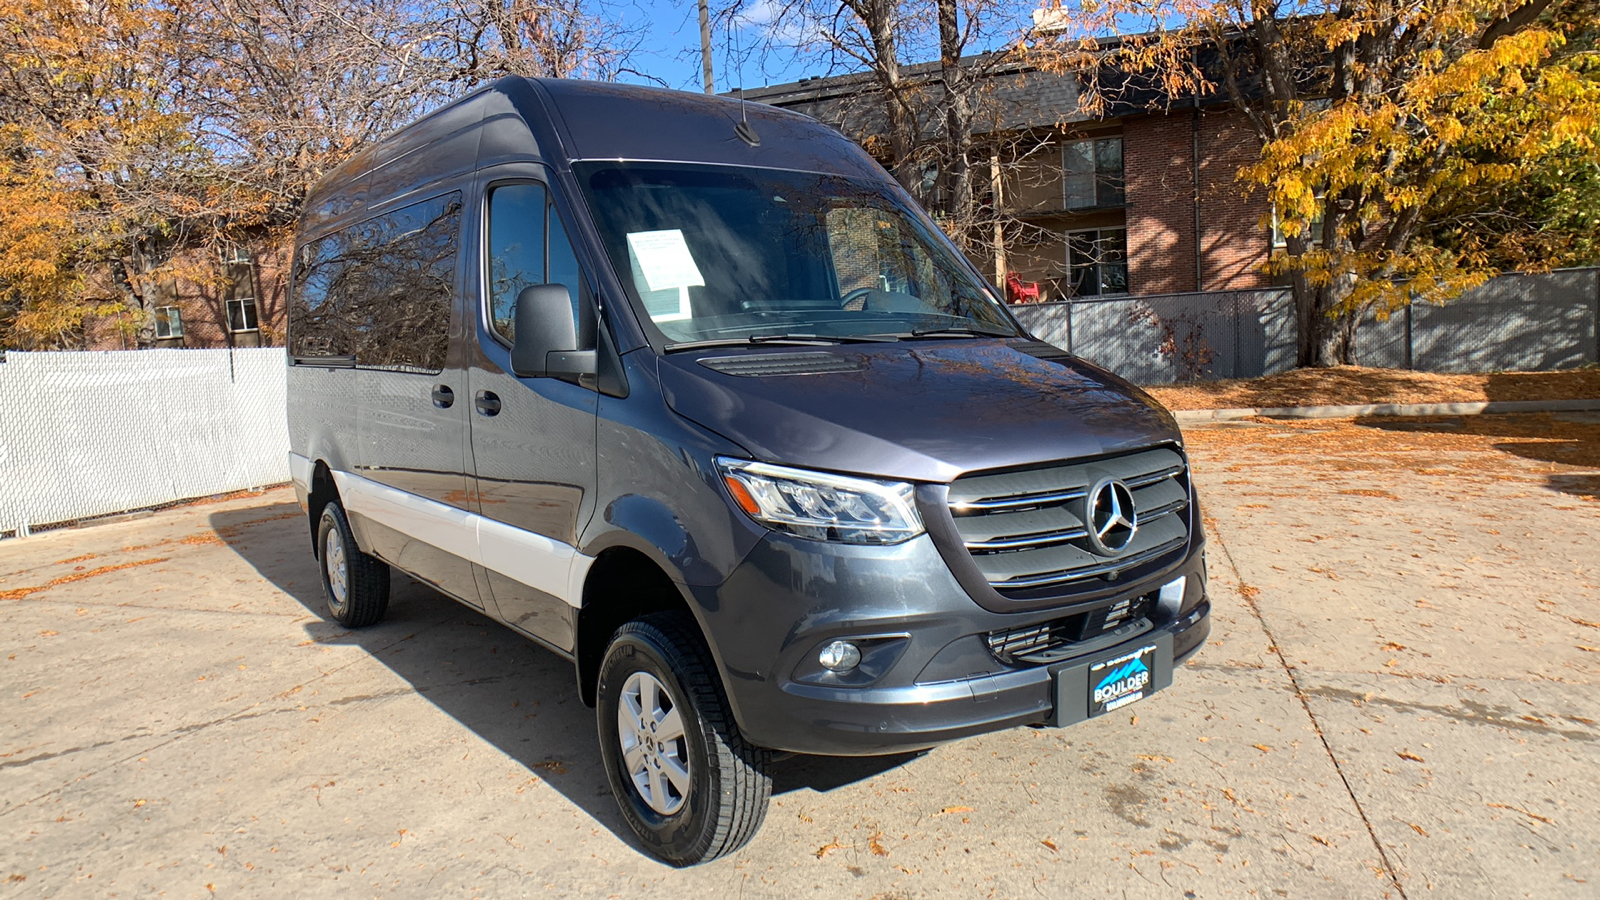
[626,229,702,322]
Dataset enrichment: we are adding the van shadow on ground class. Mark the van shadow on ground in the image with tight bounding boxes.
[210,503,917,857]
[1353,410,1600,501]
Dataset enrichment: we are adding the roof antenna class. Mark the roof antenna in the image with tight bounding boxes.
[731,16,760,147]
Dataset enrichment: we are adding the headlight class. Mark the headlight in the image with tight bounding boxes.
[715,457,924,544]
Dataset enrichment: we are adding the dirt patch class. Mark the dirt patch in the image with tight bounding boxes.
[0,557,170,601]
[1149,366,1600,410]
[1184,413,1600,501]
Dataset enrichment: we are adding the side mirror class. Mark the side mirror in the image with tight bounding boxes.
[510,284,597,379]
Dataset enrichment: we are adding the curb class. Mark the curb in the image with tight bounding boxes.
[1173,398,1600,424]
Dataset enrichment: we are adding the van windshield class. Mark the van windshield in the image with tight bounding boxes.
[574,162,1018,346]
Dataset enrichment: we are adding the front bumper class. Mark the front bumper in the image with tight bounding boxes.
[687,531,1210,756]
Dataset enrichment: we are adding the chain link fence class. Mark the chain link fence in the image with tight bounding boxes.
[0,348,289,537]
[1013,267,1600,384]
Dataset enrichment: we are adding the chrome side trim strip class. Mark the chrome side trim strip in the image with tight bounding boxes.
[332,469,590,608]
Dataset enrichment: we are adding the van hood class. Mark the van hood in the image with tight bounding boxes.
[656,340,1183,484]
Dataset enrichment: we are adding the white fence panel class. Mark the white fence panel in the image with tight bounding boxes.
[0,348,289,535]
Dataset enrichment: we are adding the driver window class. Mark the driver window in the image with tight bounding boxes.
[488,182,588,345]
[487,183,547,342]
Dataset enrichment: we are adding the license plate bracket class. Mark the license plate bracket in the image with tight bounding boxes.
[1087,644,1157,717]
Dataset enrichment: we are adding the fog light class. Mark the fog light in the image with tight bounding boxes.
[818,640,862,672]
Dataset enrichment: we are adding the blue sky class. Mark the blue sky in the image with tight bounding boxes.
[622,2,811,93]
[619,1,1049,94]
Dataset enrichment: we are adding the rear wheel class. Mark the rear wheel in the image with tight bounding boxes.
[597,612,770,866]
[317,501,390,628]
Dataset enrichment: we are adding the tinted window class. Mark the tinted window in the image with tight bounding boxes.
[290,192,461,371]
[487,183,586,344]
[487,184,546,342]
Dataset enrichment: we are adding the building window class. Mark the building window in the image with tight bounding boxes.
[154,306,183,339]
[1065,228,1128,296]
[227,298,259,332]
[1063,137,1124,210]
[1271,195,1326,247]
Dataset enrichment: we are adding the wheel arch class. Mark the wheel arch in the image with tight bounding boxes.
[575,545,706,708]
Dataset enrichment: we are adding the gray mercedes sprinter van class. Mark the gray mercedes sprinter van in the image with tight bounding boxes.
[286,77,1210,866]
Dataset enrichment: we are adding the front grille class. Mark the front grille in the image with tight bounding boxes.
[948,446,1189,597]
[986,592,1155,665]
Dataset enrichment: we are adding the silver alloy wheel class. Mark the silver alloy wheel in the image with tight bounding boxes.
[324,526,349,605]
[617,670,690,815]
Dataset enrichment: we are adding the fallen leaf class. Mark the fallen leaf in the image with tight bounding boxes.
[1397,751,1425,763]
[1487,803,1553,825]
[1041,839,1058,852]
[1251,744,1272,753]
[935,806,973,816]
[1407,822,1429,837]
[815,841,844,859]
[869,833,888,857]
[37,630,58,637]
[1311,835,1333,847]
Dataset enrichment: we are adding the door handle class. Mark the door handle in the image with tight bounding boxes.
[431,384,454,409]
[474,390,501,416]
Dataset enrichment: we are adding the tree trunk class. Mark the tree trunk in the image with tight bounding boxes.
[936,0,972,229]
[856,0,918,190]
[1292,274,1359,368]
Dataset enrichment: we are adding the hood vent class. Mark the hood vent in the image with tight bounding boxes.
[698,352,864,377]
[1012,340,1072,362]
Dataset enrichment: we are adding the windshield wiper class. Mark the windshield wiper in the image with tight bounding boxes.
[903,326,1017,340]
[663,333,902,352]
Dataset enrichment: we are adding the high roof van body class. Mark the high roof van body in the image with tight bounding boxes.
[286,77,1210,865]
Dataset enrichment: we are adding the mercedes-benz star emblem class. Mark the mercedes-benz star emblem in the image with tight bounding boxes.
[1084,478,1138,556]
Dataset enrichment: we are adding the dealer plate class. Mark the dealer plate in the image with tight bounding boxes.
[1088,644,1157,717]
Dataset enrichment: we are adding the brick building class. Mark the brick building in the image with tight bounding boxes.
[742,61,1274,303]
[82,242,290,350]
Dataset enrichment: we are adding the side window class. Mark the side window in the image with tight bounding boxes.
[487,183,547,342]
[291,230,358,359]
[487,182,587,346]
[289,191,460,371]
[352,195,459,372]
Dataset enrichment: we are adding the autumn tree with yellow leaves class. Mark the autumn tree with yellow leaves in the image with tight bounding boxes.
[0,0,642,349]
[1057,0,1600,367]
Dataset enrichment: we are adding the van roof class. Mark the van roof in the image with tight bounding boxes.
[300,77,889,234]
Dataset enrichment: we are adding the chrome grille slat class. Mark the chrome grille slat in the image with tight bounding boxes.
[992,536,1187,589]
[1125,466,1183,488]
[1136,499,1188,524]
[946,447,1190,595]
[950,487,1086,513]
[963,526,1088,552]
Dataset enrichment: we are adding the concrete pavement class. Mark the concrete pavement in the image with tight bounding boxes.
[1,415,1595,898]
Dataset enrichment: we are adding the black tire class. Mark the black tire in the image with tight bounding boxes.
[597,612,771,866]
[316,501,390,628]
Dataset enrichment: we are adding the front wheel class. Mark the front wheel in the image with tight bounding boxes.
[596,612,771,866]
